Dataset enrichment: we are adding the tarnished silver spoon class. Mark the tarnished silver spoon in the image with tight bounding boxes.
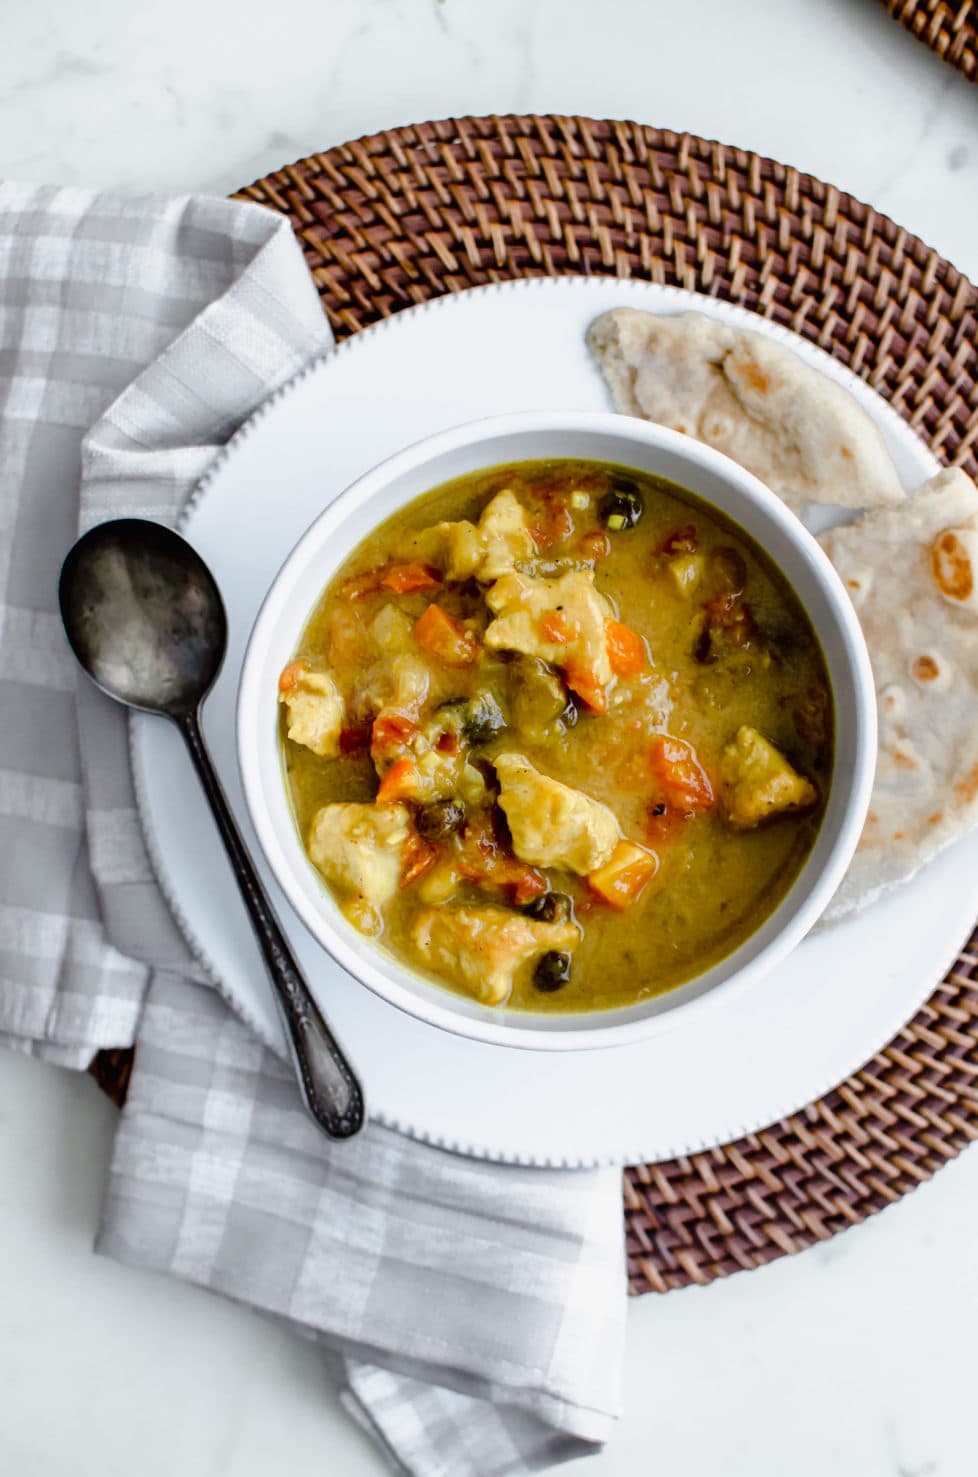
[59,518,364,1140]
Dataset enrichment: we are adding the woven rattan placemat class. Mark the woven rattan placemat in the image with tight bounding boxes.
[884,0,978,80]
[91,115,978,1295]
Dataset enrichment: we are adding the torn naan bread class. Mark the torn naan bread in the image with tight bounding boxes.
[587,308,904,516]
[820,468,978,920]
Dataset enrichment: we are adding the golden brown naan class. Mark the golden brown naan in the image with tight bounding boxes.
[587,308,905,515]
[820,469,978,918]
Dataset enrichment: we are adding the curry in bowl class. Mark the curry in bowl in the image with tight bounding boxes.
[278,459,832,1012]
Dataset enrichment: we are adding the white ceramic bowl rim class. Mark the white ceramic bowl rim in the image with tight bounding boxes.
[236,410,877,1051]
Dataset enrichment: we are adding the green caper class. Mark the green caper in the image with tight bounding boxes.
[415,798,466,841]
[509,659,570,738]
[463,692,507,745]
[435,693,507,746]
[524,892,573,924]
[693,623,715,664]
[598,483,644,530]
[533,950,573,992]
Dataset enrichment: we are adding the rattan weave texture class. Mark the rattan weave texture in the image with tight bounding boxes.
[884,0,978,80]
[92,115,978,1295]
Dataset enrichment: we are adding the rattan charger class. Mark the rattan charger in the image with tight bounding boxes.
[884,0,978,80]
[91,115,978,1296]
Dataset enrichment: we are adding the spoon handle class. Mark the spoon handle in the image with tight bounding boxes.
[177,711,364,1140]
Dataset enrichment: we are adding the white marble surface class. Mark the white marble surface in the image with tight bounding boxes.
[1,1,977,1473]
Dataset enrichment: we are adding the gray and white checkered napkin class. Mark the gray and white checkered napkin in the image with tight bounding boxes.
[0,181,626,1475]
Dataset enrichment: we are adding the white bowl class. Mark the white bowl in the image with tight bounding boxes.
[237,410,876,1051]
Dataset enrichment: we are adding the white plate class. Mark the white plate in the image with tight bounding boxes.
[132,277,978,1167]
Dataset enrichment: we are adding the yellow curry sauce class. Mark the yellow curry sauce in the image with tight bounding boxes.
[279,459,833,1012]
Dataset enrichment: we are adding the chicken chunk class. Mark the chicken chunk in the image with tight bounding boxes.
[279,666,344,758]
[720,726,817,829]
[494,752,620,873]
[352,652,433,723]
[484,569,615,698]
[476,489,538,580]
[411,905,579,1006]
[307,802,410,929]
[400,489,537,583]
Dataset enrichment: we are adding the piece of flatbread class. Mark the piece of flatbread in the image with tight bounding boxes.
[587,308,904,515]
[820,468,978,920]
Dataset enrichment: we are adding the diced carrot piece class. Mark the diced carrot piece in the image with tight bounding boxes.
[539,609,579,645]
[278,659,308,695]
[588,841,658,910]
[412,603,479,667]
[605,619,647,677]
[370,711,419,755]
[649,735,714,812]
[401,831,441,888]
[564,662,608,714]
[380,562,442,595]
[376,756,417,803]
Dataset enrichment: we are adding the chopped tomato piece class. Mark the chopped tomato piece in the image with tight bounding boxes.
[455,821,547,904]
[278,659,308,695]
[578,529,611,563]
[539,609,579,645]
[564,662,608,714]
[413,603,479,667]
[343,561,442,600]
[380,562,442,595]
[529,501,575,550]
[376,756,417,803]
[401,830,441,888]
[457,858,547,906]
[339,726,370,756]
[605,619,647,677]
[342,568,385,601]
[511,868,549,906]
[704,592,754,646]
[649,735,714,812]
[588,841,658,910]
[371,711,419,755]
[660,524,698,556]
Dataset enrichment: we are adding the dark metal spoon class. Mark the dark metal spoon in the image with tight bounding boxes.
[59,518,364,1140]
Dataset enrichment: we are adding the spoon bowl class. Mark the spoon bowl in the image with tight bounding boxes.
[60,518,226,716]
[59,518,364,1140]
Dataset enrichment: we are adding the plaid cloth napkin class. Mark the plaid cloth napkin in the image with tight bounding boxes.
[0,181,626,1475]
